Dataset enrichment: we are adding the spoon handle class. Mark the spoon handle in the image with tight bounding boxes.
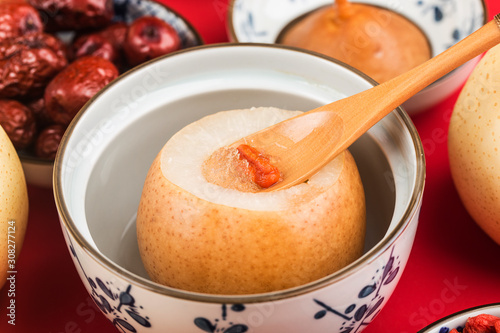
[313,14,500,151]
[263,14,500,192]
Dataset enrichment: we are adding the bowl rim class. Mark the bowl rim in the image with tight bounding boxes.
[18,0,204,167]
[416,302,500,332]
[53,42,426,304]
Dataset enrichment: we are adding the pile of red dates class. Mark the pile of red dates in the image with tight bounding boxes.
[0,0,181,159]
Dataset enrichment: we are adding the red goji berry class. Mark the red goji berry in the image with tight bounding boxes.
[237,144,281,189]
[464,314,500,333]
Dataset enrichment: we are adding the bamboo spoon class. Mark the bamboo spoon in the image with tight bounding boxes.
[227,14,500,192]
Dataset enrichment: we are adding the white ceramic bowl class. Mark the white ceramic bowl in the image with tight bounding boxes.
[19,0,203,188]
[227,0,488,115]
[418,303,500,332]
[54,43,425,332]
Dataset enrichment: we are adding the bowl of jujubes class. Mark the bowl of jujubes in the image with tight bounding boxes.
[0,0,203,188]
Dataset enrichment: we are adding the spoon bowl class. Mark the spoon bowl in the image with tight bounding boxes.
[232,14,500,191]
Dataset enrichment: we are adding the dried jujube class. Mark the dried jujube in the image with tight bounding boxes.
[34,124,65,159]
[0,99,37,149]
[98,22,128,52]
[0,32,68,98]
[72,33,119,63]
[44,56,119,125]
[123,16,181,66]
[28,0,114,31]
[0,3,43,42]
[25,97,52,128]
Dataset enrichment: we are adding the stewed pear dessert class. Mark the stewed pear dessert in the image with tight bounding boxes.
[137,107,366,295]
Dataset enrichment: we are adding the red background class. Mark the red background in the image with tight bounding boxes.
[1,0,500,332]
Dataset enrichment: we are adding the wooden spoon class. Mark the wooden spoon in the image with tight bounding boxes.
[229,14,500,192]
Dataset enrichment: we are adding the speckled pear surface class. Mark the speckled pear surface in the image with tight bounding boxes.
[0,126,29,289]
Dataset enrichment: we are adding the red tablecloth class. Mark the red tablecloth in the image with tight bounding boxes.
[2,1,500,332]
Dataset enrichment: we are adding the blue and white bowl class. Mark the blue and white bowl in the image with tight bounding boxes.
[20,0,203,188]
[417,303,500,332]
[54,43,425,332]
[227,0,488,114]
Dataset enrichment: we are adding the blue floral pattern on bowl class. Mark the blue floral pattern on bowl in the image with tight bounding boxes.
[190,245,403,333]
[438,326,463,333]
[64,225,409,332]
[66,232,152,333]
[312,246,400,332]
[194,304,249,332]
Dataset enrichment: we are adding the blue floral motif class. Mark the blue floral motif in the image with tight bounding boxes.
[446,13,483,48]
[66,234,151,332]
[416,0,456,22]
[313,246,400,332]
[416,0,483,49]
[194,304,249,333]
[439,325,464,332]
[239,11,267,41]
